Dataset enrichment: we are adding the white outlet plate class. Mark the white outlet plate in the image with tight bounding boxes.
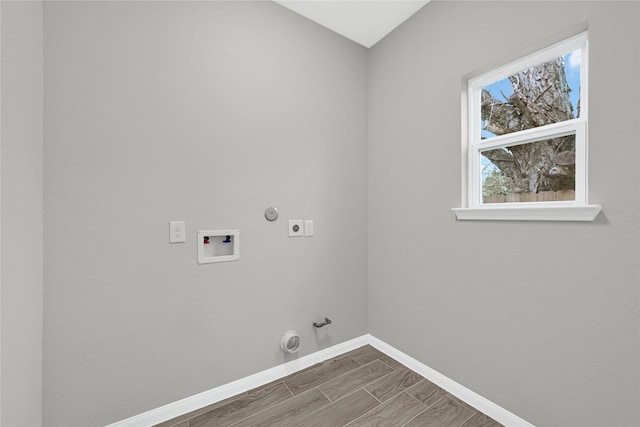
[169,221,186,243]
[289,220,304,237]
[304,220,314,237]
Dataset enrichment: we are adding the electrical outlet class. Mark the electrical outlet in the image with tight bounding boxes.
[288,220,304,237]
[169,221,186,243]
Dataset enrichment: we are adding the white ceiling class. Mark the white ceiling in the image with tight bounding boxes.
[273,0,430,48]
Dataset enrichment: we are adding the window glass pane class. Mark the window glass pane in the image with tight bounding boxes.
[480,50,581,139]
[481,134,576,204]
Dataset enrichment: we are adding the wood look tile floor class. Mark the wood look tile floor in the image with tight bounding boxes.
[157,346,503,427]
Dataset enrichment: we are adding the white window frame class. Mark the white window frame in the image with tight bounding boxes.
[453,31,601,221]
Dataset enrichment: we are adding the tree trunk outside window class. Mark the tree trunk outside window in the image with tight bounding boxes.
[481,58,576,193]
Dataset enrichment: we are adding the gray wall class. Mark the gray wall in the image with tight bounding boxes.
[368,2,639,426]
[43,2,368,425]
[1,1,44,426]
[36,1,640,426]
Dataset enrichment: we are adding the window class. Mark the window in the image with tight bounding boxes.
[453,32,601,221]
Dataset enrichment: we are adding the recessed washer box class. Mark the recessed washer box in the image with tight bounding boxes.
[198,229,240,264]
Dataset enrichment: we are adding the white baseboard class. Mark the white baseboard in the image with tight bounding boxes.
[366,334,534,427]
[106,335,369,427]
[108,334,533,427]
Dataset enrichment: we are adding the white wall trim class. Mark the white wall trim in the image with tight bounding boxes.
[106,335,369,427]
[366,335,535,427]
[452,204,602,221]
[107,335,534,427]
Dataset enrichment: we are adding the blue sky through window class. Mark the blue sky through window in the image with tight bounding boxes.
[480,49,582,180]
[480,49,581,140]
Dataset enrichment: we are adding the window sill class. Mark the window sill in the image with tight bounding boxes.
[452,204,602,221]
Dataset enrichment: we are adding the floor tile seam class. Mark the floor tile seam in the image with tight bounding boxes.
[284,356,362,394]
[246,381,275,395]
[215,393,290,427]
[396,392,451,427]
[402,390,430,411]
[224,386,315,427]
[364,365,422,389]
[283,358,346,385]
[456,411,478,427]
[351,352,392,368]
[281,388,357,426]
[361,366,410,398]
[404,380,451,411]
[279,350,384,397]
[342,391,429,427]
[397,393,468,427]
[312,359,385,393]
[341,408,367,427]
[362,386,383,405]
[410,393,477,427]
[460,413,502,427]
[445,392,476,412]
[329,388,384,427]
[324,356,378,383]
[279,387,334,427]
[338,397,374,427]
[365,386,404,405]
[315,386,332,402]
[376,357,401,371]
[342,347,375,365]
[160,392,250,427]
[172,350,500,427]
[428,394,450,409]
[278,362,323,385]
[281,381,294,396]
[363,369,424,405]
[402,378,426,393]
[398,403,430,427]
[324,383,383,405]
[318,362,398,402]
[418,394,446,411]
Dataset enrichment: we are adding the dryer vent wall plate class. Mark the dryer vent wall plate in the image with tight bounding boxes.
[280,330,301,353]
[264,207,279,221]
